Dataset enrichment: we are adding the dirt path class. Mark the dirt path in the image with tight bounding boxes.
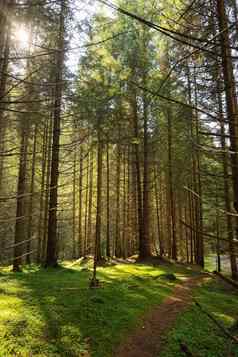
[115,274,209,357]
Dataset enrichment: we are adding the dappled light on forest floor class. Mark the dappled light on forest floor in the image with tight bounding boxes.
[0,262,182,357]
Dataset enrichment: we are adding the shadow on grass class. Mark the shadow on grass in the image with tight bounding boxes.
[0,263,175,357]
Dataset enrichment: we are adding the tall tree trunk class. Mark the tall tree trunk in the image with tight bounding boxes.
[193,69,204,267]
[106,141,110,257]
[46,0,65,267]
[13,120,29,271]
[154,162,164,256]
[42,112,53,263]
[0,28,10,193]
[37,121,48,263]
[95,125,103,262]
[78,146,83,256]
[167,106,177,260]
[131,91,144,258]
[87,148,93,256]
[91,122,103,286]
[72,145,77,258]
[122,147,127,259]
[115,128,121,257]
[84,148,89,255]
[216,60,237,279]
[12,23,33,271]
[216,0,238,279]
[26,124,38,264]
[142,91,152,258]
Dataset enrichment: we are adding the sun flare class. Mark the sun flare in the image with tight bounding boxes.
[15,26,30,48]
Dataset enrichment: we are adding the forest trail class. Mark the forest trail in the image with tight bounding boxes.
[115,273,210,357]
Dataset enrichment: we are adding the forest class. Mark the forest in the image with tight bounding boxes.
[0,0,238,356]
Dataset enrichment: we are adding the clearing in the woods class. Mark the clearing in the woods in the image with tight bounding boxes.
[0,260,237,357]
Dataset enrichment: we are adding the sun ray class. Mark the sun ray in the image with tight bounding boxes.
[15,26,30,49]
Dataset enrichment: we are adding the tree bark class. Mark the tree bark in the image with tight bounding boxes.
[46,0,65,267]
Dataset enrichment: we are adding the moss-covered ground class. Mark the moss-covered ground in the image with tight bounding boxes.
[160,278,238,357]
[0,260,237,357]
[0,260,188,357]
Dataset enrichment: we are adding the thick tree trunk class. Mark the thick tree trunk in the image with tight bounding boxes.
[46,0,65,267]
[216,0,238,279]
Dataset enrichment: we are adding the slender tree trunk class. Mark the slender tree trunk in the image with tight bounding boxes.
[87,148,93,256]
[142,92,152,258]
[26,124,38,264]
[91,122,103,286]
[215,183,221,272]
[154,162,164,256]
[72,146,77,258]
[37,121,49,262]
[13,120,29,271]
[167,106,177,260]
[84,149,89,255]
[122,147,127,259]
[131,90,144,258]
[106,141,110,257]
[193,69,204,267]
[42,113,53,262]
[115,129,121,257]
[95,126,103,262]
[0,28,10,193]
[78,146,83,256]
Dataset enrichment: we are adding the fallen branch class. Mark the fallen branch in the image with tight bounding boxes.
[194,300,238,344]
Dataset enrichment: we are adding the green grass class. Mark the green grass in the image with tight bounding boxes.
[0,260,189,357]
[160,278,238,357]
